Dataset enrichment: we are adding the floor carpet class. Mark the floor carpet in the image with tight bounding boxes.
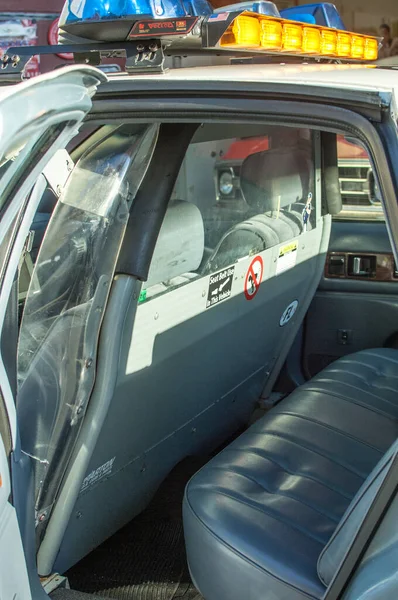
[66,458,206,600]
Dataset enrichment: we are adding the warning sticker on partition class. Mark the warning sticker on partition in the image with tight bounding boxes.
[276,241,298,275]
[206,266,235,309]
[79,457,116,495]
[244,256,264,301]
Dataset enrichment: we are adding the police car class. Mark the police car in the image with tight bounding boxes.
[0,1,398,599]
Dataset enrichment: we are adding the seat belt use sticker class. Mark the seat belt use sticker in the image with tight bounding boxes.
[276,241,298,275]
[206,266,235,309]
[244,256,264,301]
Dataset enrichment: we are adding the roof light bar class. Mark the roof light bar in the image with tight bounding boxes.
[57,1,379,62]
[0,5,379,82]
[218,12,379,60]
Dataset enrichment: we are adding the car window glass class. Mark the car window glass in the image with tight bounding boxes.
[334,135,384,222]
[0,122,70,297]
[142,124,316,303]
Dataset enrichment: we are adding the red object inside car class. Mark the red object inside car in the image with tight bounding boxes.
[221,134,367,162]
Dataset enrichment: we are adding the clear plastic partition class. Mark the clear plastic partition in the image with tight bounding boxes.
[17,123,158,521]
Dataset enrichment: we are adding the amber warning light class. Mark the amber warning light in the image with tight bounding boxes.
[218,12,379,60]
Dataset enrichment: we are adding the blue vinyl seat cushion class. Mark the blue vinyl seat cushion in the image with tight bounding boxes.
[183,349,398,600]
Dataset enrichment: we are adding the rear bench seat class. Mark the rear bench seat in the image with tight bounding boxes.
[183,348,398,600]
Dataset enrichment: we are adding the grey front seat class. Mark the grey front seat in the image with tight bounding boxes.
[203,144,310,273]
[143,199,204,299]
[183,348,398,600]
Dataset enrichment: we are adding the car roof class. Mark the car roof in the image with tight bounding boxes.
[107,63,398,94]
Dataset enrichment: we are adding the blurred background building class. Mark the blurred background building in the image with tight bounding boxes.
[0,0,397,75]
[0,0,65,74]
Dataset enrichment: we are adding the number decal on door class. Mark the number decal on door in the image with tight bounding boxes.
[280,300,299,327]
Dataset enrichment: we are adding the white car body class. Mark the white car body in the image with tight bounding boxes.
[0,59,397,598]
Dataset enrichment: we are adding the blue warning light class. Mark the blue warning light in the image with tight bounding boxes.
[213,2,280,17]
[280,3,346,29]
[64,0,212,22]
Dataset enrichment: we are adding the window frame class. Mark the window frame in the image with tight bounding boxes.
[140,125,323,302]
[34,93,398,579]
[333,134,385,223]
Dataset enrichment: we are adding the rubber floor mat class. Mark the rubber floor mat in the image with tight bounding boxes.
[52,588,110,600]
[67,458,206,600]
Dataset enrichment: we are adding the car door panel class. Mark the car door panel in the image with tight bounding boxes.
[328,221,393,259]
[303,220,398,377]
[0,427,31,600]
[0,65,106,596]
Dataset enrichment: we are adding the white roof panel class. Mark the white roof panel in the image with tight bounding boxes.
[112,63,397,94]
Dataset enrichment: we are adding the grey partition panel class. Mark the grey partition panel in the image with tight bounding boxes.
[37,275,138,576]
[53,219,326,573]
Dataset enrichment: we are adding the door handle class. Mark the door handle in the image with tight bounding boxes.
[352,256,362,275]
[348,254,376,277]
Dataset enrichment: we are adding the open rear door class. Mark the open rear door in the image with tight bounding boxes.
[0,64,106,599]
[0,411,31,599]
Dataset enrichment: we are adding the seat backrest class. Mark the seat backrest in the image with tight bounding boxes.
[243,142,314,228]
[240,144,311,211]
[318,438,398,587]
[51,124,334,574]
[143,199,204,297]
[242,143,314,227]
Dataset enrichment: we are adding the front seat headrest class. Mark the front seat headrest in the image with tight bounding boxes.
[240,145,312,213]
[145,200,204,288]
